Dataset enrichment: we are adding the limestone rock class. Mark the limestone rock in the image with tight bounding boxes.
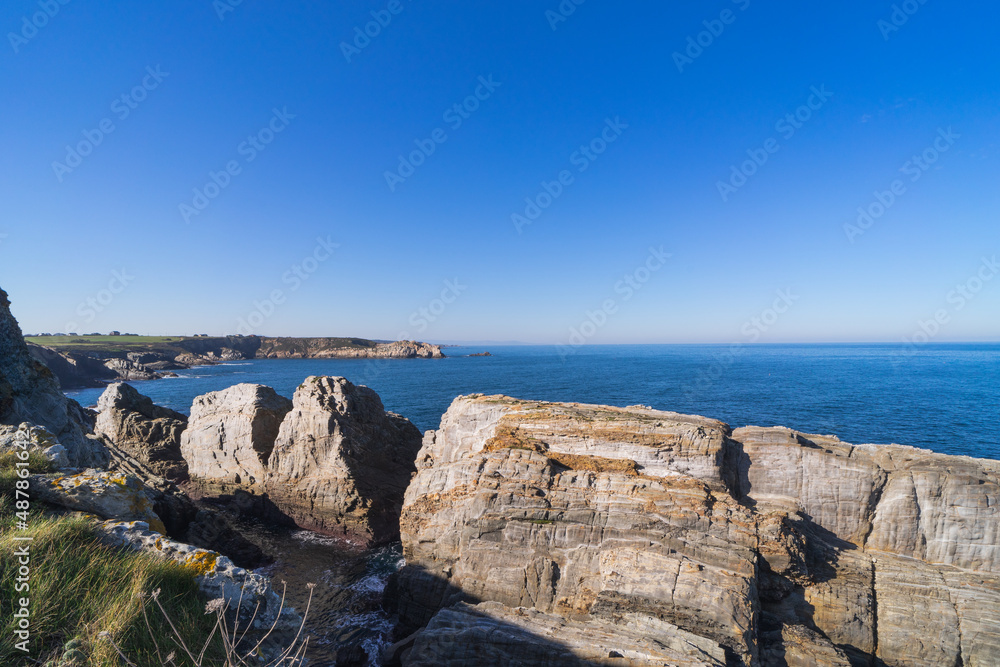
[102,357,162,381]
[392,395,1000,667]
[255,338,444,359]
[180,383,292,490]
[266,376,424,543]
[95,382,188,481]
[0,287,108,467]
[30,469,165,531]
[0,423,71,468]
[734,426,1000,573]
[397,396,760,666]
[179,377,422,545]
[101,520,301,660]
[398,601,730,667]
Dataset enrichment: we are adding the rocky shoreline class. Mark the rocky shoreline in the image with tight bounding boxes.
[3,284,999,666]
[26,335,445,389]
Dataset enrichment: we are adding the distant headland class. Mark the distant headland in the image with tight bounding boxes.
[23,334,444,389]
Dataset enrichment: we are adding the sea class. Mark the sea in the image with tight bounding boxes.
[64,343,1000,665]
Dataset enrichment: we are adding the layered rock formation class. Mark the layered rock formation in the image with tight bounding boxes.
[254,338,444,359]
[95,382,188,481]
[0,287,108,466]
[182,377,423,544]
[390,395,1000,667]
[181,383,291,491]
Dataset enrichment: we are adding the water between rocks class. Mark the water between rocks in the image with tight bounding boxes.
[235,520,403,667]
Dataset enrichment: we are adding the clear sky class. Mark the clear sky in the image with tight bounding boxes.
[1,1,998,344]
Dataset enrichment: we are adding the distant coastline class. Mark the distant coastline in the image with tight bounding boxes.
[24,334,444,389]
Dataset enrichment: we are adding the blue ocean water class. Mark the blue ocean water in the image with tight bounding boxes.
[67,343,1000,460]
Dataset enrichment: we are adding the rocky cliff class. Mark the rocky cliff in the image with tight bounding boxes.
[95,382,188,481]
[389,395,1000,667]
[27,336,444,389]
[181,377,423,544]
[254,338,444,359]
[0,288,108,466]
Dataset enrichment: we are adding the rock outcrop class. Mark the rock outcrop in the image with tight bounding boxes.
[0,287,108,466]
[95,383,188,481]
[181,377,423,545]
[0,423,71,468]
[389,394,1000,667]
[28,335,443,389]
[30,469,166,532]
[101,520,302,661]
[267,375,424,541]
[254,338,444,359]
[26,342,119,388]
[181,384,292,491]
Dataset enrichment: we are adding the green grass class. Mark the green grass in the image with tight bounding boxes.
[0,455,223,666]
[0,450,54,497]
[24,335,187,351]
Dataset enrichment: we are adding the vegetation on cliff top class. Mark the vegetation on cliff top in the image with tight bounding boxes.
[0,455,223,666]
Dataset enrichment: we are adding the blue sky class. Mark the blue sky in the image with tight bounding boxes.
[1,1,998,344]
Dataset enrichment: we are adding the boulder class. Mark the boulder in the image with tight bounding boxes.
[30,469,165,532]
[95,383,188,481]
[0,287,108,467]
[391,394,1000,667]
[0,422,71,468]
[180,377,423,545]
[180,383,292,491]
[267,375,424,543]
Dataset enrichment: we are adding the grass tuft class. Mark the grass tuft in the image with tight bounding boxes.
[0,454,222,666]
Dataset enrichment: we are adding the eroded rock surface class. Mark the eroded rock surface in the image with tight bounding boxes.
[267,375,424,542]
[180,383,292,491]
[0,287,108,467]
[30,469,165,532]
[391,395,1000,667]
[180,376,423,545]
[95,382,188,481]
